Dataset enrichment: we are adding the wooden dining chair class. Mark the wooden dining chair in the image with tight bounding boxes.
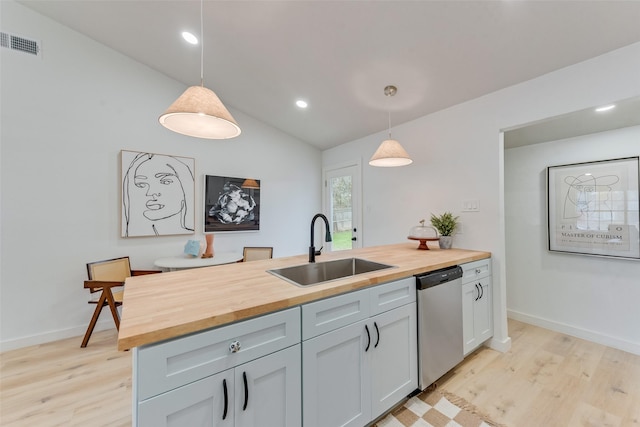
[242,246,273,262]
[81,256,160,347]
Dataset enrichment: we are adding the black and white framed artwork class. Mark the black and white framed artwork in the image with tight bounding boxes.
[547,156,639,260]
[204,175,260,233]
[121,150,195,237]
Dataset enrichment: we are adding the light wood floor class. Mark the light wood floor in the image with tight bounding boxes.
[1,319,639,426]
[440,320,640,427]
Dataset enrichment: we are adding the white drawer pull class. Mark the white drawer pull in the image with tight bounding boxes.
[229,340,241,353]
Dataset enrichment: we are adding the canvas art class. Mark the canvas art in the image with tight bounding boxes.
[121,150,195,237]
[204,175,260,232]
[547,156,640,260]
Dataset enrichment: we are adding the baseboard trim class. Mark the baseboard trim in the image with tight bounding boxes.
[507,309,640,356]
[0,320,115,352]
[488,336,512,353]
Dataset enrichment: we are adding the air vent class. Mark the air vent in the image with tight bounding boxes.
[1,31,40,56]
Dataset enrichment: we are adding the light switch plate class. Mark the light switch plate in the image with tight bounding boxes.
[462,199,480,212]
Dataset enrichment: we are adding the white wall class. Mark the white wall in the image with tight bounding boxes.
[0,1,321,350]
[506,126,640,355]
[323,41,640,355]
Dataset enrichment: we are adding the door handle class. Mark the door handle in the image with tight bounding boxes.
[474,283,480,301]
[374,322,380,348]
[364,324,371,352]
[351,237,357,241]
[222,379,228,420]
[479,283,483,299]
[242,371,249,411]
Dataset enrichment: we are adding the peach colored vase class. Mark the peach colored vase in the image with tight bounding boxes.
[202,234,215,258]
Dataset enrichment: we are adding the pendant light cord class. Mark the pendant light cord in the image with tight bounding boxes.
[200,0,204,87]
[384,85,396,139]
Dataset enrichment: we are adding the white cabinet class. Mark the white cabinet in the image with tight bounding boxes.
[302,318,370,427]
[233,344,301,427]
[133,276,420,427]
[370,303,417,419]
[134,308,301,427]
[302,277,417,427]
[138,345,300,427]
[138,370,233,427]
[461,259,493,355]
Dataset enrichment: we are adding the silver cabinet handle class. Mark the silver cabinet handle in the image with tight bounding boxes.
[229,340,241,353]
[475,268,481,274]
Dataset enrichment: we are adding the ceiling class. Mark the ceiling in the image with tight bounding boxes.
[17,1,640,150]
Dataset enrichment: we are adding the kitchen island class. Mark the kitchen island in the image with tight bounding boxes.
[117,242,490,351]
[120,242,491,427]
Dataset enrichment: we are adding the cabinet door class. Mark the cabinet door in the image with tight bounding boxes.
[462,278,493,355]
[234,344,301,427]
[303,319,371,427]
[137,370,234,427]
[475,278,493,345]
[370,303,418,419]
[462,281,479,355]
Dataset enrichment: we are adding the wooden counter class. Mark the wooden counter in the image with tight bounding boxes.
[117,243,490,350]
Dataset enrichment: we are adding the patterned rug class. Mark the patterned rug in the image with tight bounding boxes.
[373,385,507,427]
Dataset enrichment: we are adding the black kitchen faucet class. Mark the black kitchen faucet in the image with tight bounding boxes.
[309,213,332,263]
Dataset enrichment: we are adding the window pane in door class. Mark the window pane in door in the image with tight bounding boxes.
[330,175,352,251]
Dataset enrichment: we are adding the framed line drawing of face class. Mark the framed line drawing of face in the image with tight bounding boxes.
[547,156,639,260]
[121,150,195,237]
[204,175,260,233]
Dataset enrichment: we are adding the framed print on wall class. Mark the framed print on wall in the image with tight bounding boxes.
[547,156,640,260]
[204,175,260,232]
[121,150,195,237]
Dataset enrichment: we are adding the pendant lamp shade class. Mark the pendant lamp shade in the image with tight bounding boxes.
[159,0,240,140]
[369,139,413,167]
[369,85,413,167]
[159,86,241,139]
[241,178,260,189]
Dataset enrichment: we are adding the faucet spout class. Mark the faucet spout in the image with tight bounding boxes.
[309,213,332,263]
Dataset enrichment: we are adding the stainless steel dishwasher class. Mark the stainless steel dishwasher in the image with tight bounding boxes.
[416,265,464,390]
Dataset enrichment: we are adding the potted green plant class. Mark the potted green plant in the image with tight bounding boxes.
[430,212,459,249]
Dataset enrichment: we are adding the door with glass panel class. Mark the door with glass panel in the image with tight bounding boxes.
[323,163,362,251]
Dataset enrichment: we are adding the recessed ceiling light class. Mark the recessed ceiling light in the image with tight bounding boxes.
[296,100,308,109]
[595,104,616,112]
[182,31,198,45]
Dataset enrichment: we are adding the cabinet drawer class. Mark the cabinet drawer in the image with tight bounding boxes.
[461,258,491,284]
[302,288,369,340]
[369,277,416,316]
[136,307,300,401]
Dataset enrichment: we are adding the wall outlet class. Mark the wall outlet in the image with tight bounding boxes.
[462,199,480,212]
[456,222,463,234]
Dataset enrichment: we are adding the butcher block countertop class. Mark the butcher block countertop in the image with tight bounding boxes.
[117,243,490,350]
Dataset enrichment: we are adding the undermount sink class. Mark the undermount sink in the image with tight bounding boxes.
[268,258,395,287]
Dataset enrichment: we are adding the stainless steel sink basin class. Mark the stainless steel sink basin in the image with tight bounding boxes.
[268,258,395,287]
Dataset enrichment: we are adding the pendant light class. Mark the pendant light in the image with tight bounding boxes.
[369,85,412,167]
[241,178,260,189]
[159,0,241,139]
